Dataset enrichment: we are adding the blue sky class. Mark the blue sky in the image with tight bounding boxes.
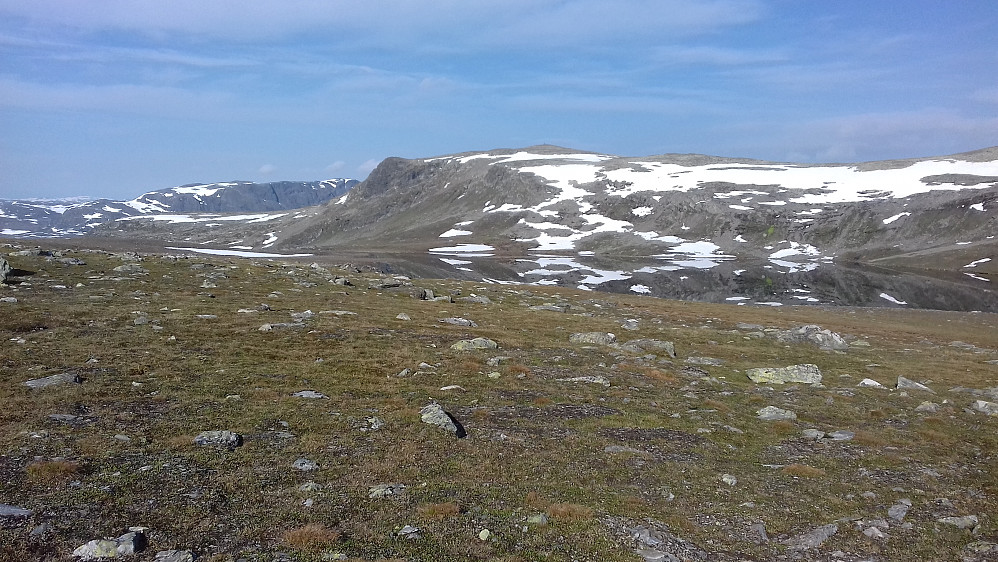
[1,0,996,199]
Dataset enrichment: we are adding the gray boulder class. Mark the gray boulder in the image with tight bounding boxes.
[113,264,148,274]
[451,337,497,351]
[757,406,797,421]
[938,515,978,529]
[369,483,406,498]
[619,339,676,357]
[73,528,148,559]
[420,403,464,437]
[439,317,477,327]
[785,523,837,550]
[746,364,822,385]
[193,431,243,449]
[24,372,81,389]
[570,332,616,345]
[155,551,196,562]
[0,257,10,284]
[897,376,934,393]
[0,504,32,517]
[973,400,998,416]
[775,325,849,350]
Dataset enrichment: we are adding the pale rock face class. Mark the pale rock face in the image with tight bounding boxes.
[569,332,616,345]
[757,406,797,421]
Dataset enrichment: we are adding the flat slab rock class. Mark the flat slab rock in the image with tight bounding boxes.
[73,528,148,560]
[746,364,822,385]
[24,372,81,389]
[0,504,32,517]
[450,337,497,351]
[570,332,616,345]
[757,406,797,421]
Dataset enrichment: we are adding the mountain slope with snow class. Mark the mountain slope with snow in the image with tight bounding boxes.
[275,145,996,273]
[0,179,358,237]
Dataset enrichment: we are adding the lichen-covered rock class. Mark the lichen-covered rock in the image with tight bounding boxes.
[618,339,676,357]
[24,372,81,389]
[193,430,243,449]
[420,403,460,435]
[746,364,822,384]
[757,406,797,421]
[775,325,849,350]
[0,257,11,284]
[450,337,497,351]
[785,523,837,550]
[569,332,616,345]
[73,528,148,559]
[369,483,406,498]
[973,400,998,416]
[897,376,934,393]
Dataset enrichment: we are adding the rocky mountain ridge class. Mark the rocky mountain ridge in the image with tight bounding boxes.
[0,179,358,238]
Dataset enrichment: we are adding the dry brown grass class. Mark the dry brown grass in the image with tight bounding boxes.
[506,363,532,376]
[282,523,341,551]
[546,503,595,521]
[782,464,826,478]
[853,430,888,447]
[418,501,461,519]
[25,460,79,483]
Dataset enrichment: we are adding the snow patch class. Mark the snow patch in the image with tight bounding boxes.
[166,247,313,258]
[883,212,911,225]
[879,293,907,305]
[964,258,992,268]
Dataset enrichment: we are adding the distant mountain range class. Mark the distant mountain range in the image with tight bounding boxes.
[0,179,358,238]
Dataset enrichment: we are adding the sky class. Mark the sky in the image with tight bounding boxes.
[1,1,997,200]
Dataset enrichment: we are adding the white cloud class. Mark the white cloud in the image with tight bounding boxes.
[258,164,276,175]
[325,161,345,173]
[356,159,380,175]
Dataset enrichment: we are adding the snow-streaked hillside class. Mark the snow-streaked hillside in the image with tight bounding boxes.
[0,179,357,237]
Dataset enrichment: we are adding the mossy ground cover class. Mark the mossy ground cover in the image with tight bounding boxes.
[1,244,996,561]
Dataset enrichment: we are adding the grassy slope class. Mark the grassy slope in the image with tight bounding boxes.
[1,246,996,561]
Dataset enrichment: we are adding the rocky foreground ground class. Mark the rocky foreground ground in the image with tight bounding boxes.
[1,243,997,561]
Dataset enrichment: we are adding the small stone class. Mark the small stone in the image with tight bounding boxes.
[897,376,934,393]
[478,529,491,541]
[397,525,421,539]
[828,430,855,441]
[293,458,318,471]
[757,406,796,421]
[369,483,406,498]
[863,527,885,539]
[915,401,940,413]
[861,491,877,499]
[802,429,826,440]
[439,317,477,327]
[396,313,411,320]
[420,403,464,436]
[605,445,645,454]
[857,378,884,388]
[299,482,322,492]
[785,523,838,550]
[486,372,501,379]
[721,474,737,486]
[888,501,911,521]
[193,430,242,449]
[292,390,328,399]
[526,513,549,525]
[0,297,16,303]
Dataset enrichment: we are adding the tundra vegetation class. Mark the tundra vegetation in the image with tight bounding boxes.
[1,244,996,561]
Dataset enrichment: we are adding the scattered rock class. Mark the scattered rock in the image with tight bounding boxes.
[757,406,797,421]
[451,337,498,351]
[258,322,305,332]
[193,431,243,449]
[618,339,676,357]
[785,523,838,550]
[736,322,765,330]
[0,257,10,284]
[685,357,723,366]
[0,296,16,303]
[457,295,491,304]
[396,313,411,320]
[439,317,477,327]
[112,264,148,274]
[292,390,328,399]
[526,513,549,525]
[746,364,822,385]
[556,375,610,387]
[293,458,318,471]
[857,378,885,388]
[802,429,826,440]
[0,504,32,517]
[419,403,465,437]
[73,528,148,559]
[397,525,421,539]
[827,430,854,441]
[570,332,616,345]
[775,325,849,350]
[24,372,81,389]
[369,483,406,498]
[319,310,356,316]
[604,445,645,455]
[897,376,934,393]
[721,474,737,486]
[973,400,998,416]
[620,319,640,331]
[478,529,492,541]
[915,401,940,413]
[863,526,885,539]
[888,499,911,522]
[938,515,978,529]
